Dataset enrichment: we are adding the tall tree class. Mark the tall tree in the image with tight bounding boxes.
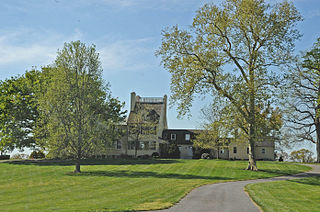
[0,70,41,153]
[38,41,124,172]
[156,0,301,170]
[286,38,320,162]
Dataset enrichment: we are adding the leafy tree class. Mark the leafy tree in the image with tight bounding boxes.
[156,0,301,170]
[194,122,230,159]
[193,98,235,159]
[38,41,125,172]
[159,143,180,159]
[195,97,282,159]
[285,38,320,163]
[0,70,41,154]
[290,148,314,163]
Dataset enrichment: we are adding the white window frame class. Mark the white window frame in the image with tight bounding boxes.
[150,141,156,150]
[116,140,122,150]
[185,134,190,141]
[171,134,176,140]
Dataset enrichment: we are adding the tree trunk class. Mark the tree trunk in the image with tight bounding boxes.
[135,140,138,158]
[247,139,258,170]
[217,147,219,159]
[316,81,320,163]
[74,160,81,173]
[247,68,258,171]
[74,145,82,173]
[316,121,320,163]
[317,138,320,163]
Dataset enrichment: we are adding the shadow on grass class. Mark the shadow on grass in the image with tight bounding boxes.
[258,169,310,176]
[290,175,320,186]
[3,158,181,166]
[67,169,231,180]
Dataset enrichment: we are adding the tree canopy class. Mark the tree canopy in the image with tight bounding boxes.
[0,41,125,172]
[156,0,302,170]
[37,41,125,172]
[290,148,314,163]
[0,70,41,153]
[286,37,320,162]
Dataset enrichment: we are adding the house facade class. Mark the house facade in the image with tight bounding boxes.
[161,129,198,159]
[162,129,275,160]
[106,92,168,157]
[105,92,275,161]
[227,139,275,160]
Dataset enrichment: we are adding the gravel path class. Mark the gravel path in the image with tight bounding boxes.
[149,164,320,212]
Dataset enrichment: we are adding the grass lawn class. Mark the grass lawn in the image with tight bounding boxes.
[0,159,310,211]
[246,174,320,212]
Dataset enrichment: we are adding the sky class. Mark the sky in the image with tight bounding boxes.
[0,0,320,152]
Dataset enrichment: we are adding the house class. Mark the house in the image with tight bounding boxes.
[161,129,198,159]
[227,138,275,160]
[106,92,275,161]
[106,92,168,157]
[161,129,275,160]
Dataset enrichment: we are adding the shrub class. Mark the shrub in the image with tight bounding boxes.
[138,154,150,159]
[159,143,180,159]
[151,152,160,158]
[119,154,133,159]
[29,150,46,159]
[11,153,28,160]
[0,155,10,160]
[201,153,211,159]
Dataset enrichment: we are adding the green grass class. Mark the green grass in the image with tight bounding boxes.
[0,159,310,211]
[246,174,320,212]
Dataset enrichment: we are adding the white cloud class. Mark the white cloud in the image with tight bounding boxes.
[306,9,320,19]
[0,27,156,77]
[98,38,157,74]
[0,28,83,68]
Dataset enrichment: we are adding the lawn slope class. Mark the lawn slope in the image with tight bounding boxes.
[246,175,320,212]
[0,159,310,211]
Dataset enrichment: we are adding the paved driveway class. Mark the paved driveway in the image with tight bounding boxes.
[148,164,320,212]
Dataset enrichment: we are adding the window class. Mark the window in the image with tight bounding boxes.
[171,134,176,140]
[128,141,135,150]
[150,141,156,150]
[233,147,237,154]
[139,141,145,150]
[220,149,224,154]
[247,147,249,154]
[143,141,149,150]
[262,148,265,154]
[116,141,122,150]
[185,134,190,141]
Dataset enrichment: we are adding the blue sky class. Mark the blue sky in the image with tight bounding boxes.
[0,0,320,133]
